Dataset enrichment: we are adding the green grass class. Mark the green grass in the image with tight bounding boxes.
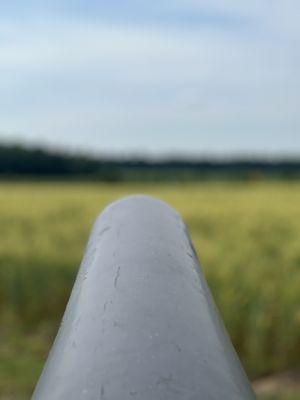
[0,181,300,398]
[259,396,300,400]
[261,397,300,400]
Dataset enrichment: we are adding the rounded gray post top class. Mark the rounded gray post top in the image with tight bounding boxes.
[32,195,255,400]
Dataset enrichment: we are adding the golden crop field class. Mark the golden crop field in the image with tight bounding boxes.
[0,182,299,399]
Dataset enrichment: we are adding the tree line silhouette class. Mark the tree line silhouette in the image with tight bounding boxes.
[1,143,300,181]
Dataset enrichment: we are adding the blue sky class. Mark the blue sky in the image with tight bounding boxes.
[0,0,299,156]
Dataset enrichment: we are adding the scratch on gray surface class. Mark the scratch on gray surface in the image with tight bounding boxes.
[103,301,108,313]
[100,384,105,398]
[114,265,121,288]
[175,344,182,353]
[98,226,110,238]
[156,374,174,387]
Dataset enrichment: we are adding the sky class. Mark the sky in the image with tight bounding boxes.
[0,0,299,157]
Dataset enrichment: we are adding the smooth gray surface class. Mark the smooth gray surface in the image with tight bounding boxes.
[32,195,256,399]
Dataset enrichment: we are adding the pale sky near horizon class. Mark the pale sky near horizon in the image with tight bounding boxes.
[0,1,299,156]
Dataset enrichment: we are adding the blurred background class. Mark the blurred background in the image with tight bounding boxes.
[0,1,299,399]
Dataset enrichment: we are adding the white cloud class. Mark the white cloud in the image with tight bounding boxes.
[0,5,299,155]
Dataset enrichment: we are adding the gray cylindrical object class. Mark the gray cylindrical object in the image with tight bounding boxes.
[32,195,255,399]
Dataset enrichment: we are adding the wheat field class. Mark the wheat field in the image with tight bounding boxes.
[0,182,299,399]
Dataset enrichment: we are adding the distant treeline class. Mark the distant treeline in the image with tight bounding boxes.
[1,143,300,181]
